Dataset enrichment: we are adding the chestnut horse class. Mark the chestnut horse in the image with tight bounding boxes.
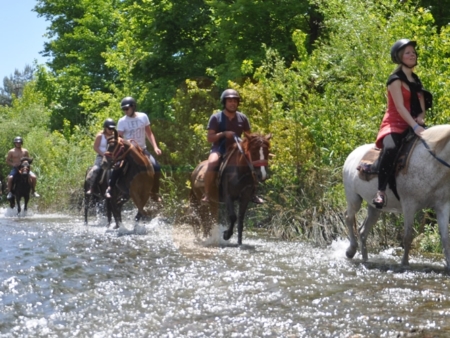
[103,129,154,228]
[9,157,33,215]
[344,125,450,272]
[190,133,271,245]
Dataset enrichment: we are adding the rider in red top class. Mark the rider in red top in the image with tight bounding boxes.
[373,39,431,208]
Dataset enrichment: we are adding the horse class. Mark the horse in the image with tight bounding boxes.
[9,157,33,215]
[83,166,118,226]
[190,133,272,245]
[343,125,450,273]
[102,128,154,228]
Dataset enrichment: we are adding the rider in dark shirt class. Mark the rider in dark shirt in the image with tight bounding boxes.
[201,89,264,204]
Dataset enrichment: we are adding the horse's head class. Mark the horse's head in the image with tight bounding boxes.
[102,128,120,168]
[243,133,272,182]
[18,157,32,175]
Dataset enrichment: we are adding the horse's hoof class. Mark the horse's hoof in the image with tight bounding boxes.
[223,230,233,241]
[346,246,357,259]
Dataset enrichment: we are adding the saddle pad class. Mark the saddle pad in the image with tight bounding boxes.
[356,147,380,181]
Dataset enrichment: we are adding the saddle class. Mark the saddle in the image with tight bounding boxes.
[356,131,419,199]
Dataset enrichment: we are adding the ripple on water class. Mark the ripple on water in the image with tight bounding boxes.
[0,214,449,337]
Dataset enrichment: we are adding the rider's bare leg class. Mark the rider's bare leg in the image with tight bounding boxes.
[201,152,220,203]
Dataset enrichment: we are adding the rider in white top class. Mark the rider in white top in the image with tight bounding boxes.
[86,118,115,195]
[105,97,162,202]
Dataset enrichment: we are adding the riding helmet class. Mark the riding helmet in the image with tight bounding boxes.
[103,118,116,129]
[390,39,417,64]
[220,89,240,106]
[13,136,23,144]
[120,96,137,109]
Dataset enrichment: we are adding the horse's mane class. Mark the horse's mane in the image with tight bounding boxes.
[422,125,450,155]
[227,133,270,153]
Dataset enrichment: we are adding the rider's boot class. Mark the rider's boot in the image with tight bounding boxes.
[151,172,162,202]
[201,170,217,203]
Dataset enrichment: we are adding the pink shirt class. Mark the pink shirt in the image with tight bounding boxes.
[375,86,419,148]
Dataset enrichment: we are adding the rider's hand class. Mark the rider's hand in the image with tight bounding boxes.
[414,124,425,137]
[224,131,235,139]
[154,147,162,156]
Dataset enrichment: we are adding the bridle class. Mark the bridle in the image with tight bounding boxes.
[234,135,269,179]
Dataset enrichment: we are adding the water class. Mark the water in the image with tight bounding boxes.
[0,208,449,337]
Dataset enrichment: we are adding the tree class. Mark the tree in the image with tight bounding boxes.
[0,65,34,106]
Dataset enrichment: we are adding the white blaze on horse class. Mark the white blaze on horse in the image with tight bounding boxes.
[343,125,450,272]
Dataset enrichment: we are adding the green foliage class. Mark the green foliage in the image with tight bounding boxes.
[9,0,450,256]
[419,224,442,253]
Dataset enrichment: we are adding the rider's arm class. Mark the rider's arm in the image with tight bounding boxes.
[93,133,104,156]
[389,80,424,136]
[6,151,13,167]
[145,125,161,155]
[207,129,235,142]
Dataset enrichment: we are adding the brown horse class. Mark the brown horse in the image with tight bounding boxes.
[9,157,33,215]
[103,129,154,228]
[190,133,272,245]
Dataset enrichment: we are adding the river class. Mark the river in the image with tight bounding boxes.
[0,208,449,337]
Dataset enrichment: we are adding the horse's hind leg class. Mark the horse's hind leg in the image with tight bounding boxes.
[359,205,381,262]
[345,195,362,259]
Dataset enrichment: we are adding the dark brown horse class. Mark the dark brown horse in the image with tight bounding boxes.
[83,167,121,226]
[103,129,154,228]
[190,133,272,245]
[9,157,33,215]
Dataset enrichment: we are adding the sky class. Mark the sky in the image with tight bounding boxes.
[0,0,49,81]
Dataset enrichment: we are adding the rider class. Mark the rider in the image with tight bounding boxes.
[6,136,39,199]
[86,118,116,195]
[105,96,162,201]
[201,89,264,204]
[372,39,431,208]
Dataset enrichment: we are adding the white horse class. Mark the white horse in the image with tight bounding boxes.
[343,125,450,272]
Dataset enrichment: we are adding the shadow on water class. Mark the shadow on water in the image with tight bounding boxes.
[349,259,448,275]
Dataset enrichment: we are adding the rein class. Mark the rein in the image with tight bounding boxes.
[420,138,450,169]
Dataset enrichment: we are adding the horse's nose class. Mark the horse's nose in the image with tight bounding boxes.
[257,167,268,182]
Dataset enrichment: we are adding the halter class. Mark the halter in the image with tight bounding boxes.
[234,136,268,176]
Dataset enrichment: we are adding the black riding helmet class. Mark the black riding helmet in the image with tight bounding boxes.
[391,39,417,64]
[220,89,240,107]
[103,118,116,129]
[121,96,137,109]
[14,136,23,144]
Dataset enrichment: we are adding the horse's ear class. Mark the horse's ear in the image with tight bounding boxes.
[29,158,33,165]
[266,133,272,140]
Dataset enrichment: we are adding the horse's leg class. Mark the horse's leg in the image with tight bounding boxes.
[237,196,251,245]
[435,204,450,273]
[223,197,236,241]
[401,205,417,267]
[24,196,29,212]
[16,197,21,215]
[359,205,381,261]
[344,194,363,259]
[84,193,90,224]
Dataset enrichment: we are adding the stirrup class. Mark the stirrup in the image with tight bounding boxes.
[372,192,386,209]
[201,195,210,204]
[105,188,111,199]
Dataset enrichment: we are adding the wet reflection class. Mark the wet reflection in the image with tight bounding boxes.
[0,209,448,337]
